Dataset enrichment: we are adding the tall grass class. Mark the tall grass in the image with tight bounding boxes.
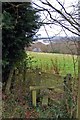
[27,51,78,76]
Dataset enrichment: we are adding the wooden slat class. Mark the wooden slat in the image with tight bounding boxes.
[32,90,36,107]
[30,86,55,91]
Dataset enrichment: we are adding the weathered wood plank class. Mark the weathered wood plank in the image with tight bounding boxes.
[32,90,36,107]
[30,86,55,91]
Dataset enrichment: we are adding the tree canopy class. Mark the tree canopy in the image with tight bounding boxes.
[2,2,40,82]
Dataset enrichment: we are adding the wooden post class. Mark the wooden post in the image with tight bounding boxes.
[42,96,48,106]
[41,89,49,106]
[64,74,72,117]
[32,90,36,107]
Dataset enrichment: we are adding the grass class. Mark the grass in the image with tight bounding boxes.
[27,51,78,76]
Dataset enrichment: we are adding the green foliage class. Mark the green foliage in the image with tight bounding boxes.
[2,93,27,118]
[2,2,40,83]
[36,102,71,118]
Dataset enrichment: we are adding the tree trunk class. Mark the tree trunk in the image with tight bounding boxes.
[5,68,14,94]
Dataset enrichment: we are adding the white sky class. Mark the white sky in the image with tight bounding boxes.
[32,0,78,38]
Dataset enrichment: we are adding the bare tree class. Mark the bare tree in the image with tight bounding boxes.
[32,0,80,119]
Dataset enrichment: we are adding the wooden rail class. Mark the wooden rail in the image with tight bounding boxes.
[30,86,55,91]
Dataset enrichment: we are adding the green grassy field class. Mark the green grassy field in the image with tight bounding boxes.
[27,51,78,76]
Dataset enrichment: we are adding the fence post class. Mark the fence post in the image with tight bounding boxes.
[41,89,49,106]
[32,90,36,107]
[64,74,72,117]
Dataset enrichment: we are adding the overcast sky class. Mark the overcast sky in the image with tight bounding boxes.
[32,0,78,38]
